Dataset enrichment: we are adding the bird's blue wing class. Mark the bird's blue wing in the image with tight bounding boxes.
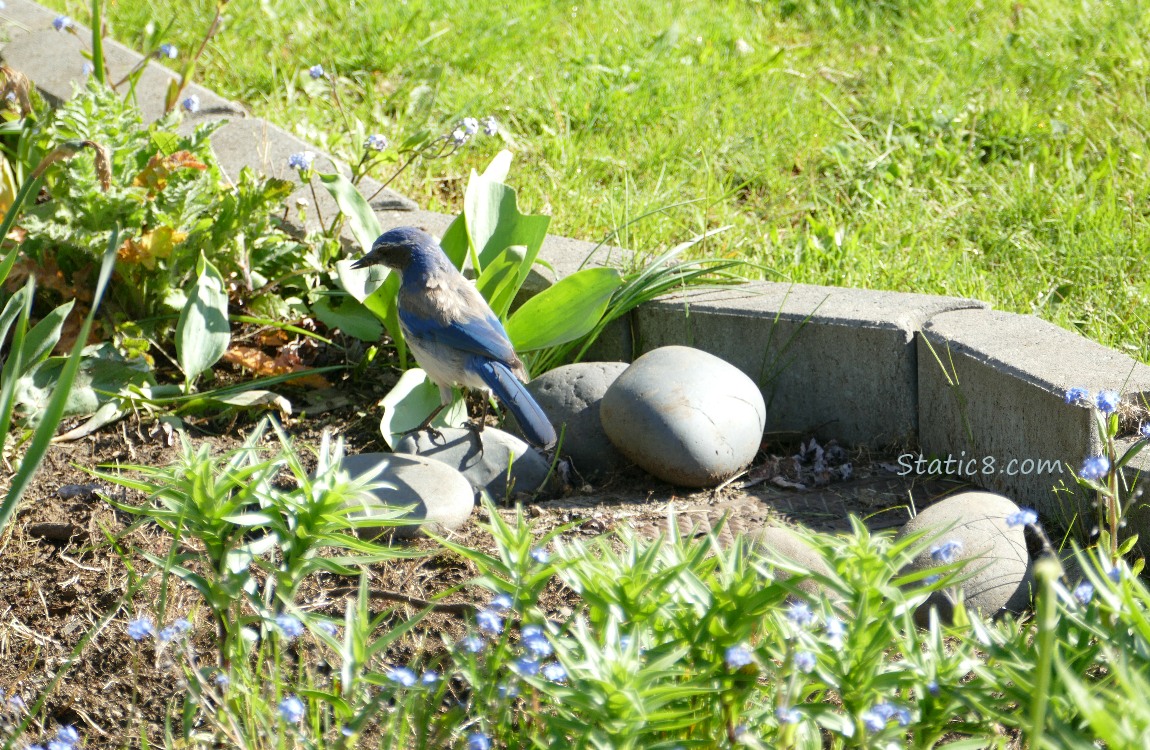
[399,306,519,365]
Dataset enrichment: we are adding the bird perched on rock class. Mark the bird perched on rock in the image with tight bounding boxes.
[352,226,556,448]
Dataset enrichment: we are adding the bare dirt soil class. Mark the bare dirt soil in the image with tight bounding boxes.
[0,395,969,747]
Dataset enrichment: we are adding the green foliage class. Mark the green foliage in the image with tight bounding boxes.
[175,255,230,389]
[18,80,298,333]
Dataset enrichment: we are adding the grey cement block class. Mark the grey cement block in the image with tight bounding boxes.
[918,308,1150,529]
[635,282,987,447]
[0,0,58,42]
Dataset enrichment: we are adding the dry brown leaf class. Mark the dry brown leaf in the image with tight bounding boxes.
[222,345,330,388]
[132,150,208,196]
[117,226,188,268]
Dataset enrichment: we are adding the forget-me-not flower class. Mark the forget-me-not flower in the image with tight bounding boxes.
[776,706,801,724]
[476,608,503,635]
[1096,390,1120,416]
[1065,387,1090,405]
[181,95,200,113]
[1080,456,1110,481]
[366,133,390,151]
[1074,581,1095,605]
[467,733,492,750]
[930,539,963,564]
[159,43,178,59]
[308,64,325,79]
[53,15,72,31]
[387,667,418,687]
[794,650,816,673]
[725,643,753,669]
[127,616,155,641]
[275,614,304,640]
[1006,508,1038,528]
[288,151,316,170]
[278,695,304,723]
[482,116,498,136]
[541,661,567,682]
[786,601,816,628]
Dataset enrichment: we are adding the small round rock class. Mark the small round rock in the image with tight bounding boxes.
[395,427,551,499]
[526,361,631,478]
[600,346,766,487]
[338,453,474,539]
[747,525,834,597]
[898,491,1030,623]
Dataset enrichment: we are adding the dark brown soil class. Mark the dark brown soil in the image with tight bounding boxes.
[0,401,967,747]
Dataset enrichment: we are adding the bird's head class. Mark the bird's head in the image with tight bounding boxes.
[351,226,441,271]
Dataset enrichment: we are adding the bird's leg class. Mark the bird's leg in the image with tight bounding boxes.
[404,403,446,443]
[467,395,490,435]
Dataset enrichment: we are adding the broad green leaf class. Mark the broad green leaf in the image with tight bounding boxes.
[149,129,180,156]
[475,245,526,319]
[481,149,513,183]
[464,167,550,272]
[176,255,230,386]
[506,267,623,351]
[439,213,469,270]
[19,298,74,370]
[319,172,382,253]
[311,292,384,342]
[378,368,467,449]
[14,344,153,425]
[0,281,32,448]
[334,258,406,364]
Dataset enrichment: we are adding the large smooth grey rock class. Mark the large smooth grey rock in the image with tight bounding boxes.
[898,491,1030,623]
[600,346,766,487]
[394,427,551,499]
[526,362,630,478]
[338,453,473,539]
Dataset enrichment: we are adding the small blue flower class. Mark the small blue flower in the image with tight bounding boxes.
[513,657,540,677]
[521,623,542,638]
[930,539,963,565]
[824,616,846,648]
[775,706,801,724]
[278,694,304,723]
[288,151,316,170]
[467,732,492,750]
[1096,390,1121,416]
[1141,423,1150,439]
[1065,387,1090,406]
[541,661,567,682]
[497,682,519,699]
[1107,564,1122,583]
[48,741,71,750]
[365,133,390,152]
[420,670,440,685]
[530,547,550,564]
[215,673,230,688]
[523,631,552,658]
[127,616,155,641]
[159,43,178,59]
[861,708,886,733]
[924,574,941,585]
[461,635,485,654]
[53,15,72,31]
[725,643,753,669]
[1074,581,1094,605]
[387,667,418,687]
[56,726,80,746]
[308,64,325,79]
[482,116,499,136]
[786,601,816,628]
[9,694,25,711]
[317,620,339,637]
[793,650,816,673]
[490,593,513,611]
[476,608,503,635]
[275,614,304,640]
[1079,456,1110,481]
[158,626,180,642]
[1006,508,1038,528]
[461,117,480,136]
[181,95,200,113]
[926,680,939,695]
[449,127,469,146]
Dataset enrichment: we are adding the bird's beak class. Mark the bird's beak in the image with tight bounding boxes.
[350,251,377,269]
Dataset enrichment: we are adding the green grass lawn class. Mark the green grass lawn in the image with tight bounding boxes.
[42,0,1150,361]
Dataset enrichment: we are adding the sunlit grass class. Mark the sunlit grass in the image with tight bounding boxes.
[39,0,1150,360]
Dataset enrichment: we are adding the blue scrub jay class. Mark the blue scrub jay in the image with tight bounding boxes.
[351,226,557,449]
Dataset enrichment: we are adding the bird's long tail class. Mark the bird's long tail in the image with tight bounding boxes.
[473,359,557,449]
